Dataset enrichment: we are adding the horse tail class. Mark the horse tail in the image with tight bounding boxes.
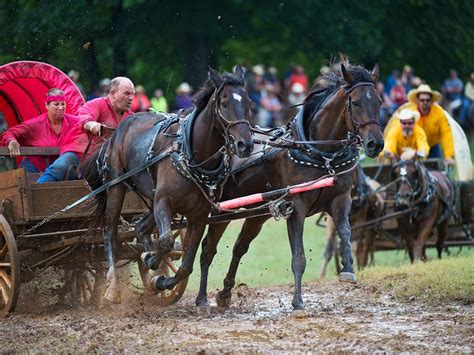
[81,145,108,229]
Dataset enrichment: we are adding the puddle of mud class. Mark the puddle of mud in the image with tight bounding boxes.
[1,280,472,353]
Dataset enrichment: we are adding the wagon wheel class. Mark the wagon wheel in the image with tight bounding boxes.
[0,214,20,317]
[59,263,105,305]
[138,230,189,306]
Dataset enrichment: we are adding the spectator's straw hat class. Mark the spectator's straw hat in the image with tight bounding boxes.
[291,83,304,94]
[136,85,146,94]
[176,82,192,94]
[407,84,441,104]
[398,108,420,122]
[252,64,265,76]
[99,78,111,87]
[320,65,330,75]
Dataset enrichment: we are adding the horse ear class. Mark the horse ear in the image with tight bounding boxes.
[234,64,245,80]
[341,63,353,84]
[370,63,380,82]
[208,66,222,87]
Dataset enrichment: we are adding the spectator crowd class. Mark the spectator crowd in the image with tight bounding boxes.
[69,63,474,133]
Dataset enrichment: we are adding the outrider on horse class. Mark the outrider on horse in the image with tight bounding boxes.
[83,66,254,303]
[195,59,384,313]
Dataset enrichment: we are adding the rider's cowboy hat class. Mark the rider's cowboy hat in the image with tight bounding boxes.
[407,84,441,103]
[398,108,420,122]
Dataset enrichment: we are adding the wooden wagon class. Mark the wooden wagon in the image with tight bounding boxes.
[0,61,190,317]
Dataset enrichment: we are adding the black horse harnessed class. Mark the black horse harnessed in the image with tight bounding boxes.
[288,80,379,175]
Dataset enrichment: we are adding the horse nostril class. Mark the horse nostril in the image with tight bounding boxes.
[376,140,384,151]
[237,141,245,151]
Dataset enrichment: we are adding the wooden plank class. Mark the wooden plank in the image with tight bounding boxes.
[0,147,60,156]
[28,182,147,220]
[0,169,27,223]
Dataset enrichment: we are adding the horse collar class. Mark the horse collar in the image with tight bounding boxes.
[171,108,231,201]
[289,106,360,175]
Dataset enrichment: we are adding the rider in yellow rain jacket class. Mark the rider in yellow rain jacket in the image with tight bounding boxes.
[383,109,430,159]
[384,84,454,165]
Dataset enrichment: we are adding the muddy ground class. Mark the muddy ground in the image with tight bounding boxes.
[2,278,473,353]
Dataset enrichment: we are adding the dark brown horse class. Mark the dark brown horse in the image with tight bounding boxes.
[320,164,386,278]
[196,60,384,313]
[85,66,254,303]
[391,153,456,262]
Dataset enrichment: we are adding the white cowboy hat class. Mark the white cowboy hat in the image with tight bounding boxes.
[407,84,441,103]
[291,83,304,94]
[176,82,192,94]
[398,108,420,122]
[252,64,265,76]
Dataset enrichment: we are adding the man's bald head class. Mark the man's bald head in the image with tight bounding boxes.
[108,77,135,113]
[109,77,134,93]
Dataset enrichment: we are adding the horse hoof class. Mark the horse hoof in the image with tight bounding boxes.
[291,309,307,318]
[339,272,357,284]
[141,252,158,270]
[195,305,212,316]
[215,291,231,308]
[103,288,121,304]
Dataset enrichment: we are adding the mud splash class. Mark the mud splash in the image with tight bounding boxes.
[1,281,472,353]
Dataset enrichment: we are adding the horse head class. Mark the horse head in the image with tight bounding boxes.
[208,65,253,158]
[391,155,421,208]
[341,62,384,158]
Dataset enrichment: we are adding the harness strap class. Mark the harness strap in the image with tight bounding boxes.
[57,147,173,214]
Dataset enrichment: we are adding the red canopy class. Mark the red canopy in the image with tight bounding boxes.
[0,61,85,129]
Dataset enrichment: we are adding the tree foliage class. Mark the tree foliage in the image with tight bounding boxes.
[1,0,472,97]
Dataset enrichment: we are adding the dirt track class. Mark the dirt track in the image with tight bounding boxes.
[1,280,473,353]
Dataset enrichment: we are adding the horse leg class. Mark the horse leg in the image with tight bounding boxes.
[216,216,268,308]
[141,198,174,270]
[134,211,155,251]
[436,220,449,259]
[103,183,127,304]
[196,222,230,307]
[331,193,356,283]
[320,216,336,278]
[405,235,415,263]
[286,204,308,311]
[413,219,434,262]
[359,230,374,270]
[151,218,207,292]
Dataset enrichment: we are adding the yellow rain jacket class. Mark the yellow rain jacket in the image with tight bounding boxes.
[383,124,430,158]
[385,102,454,158]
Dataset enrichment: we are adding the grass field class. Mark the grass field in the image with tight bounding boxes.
[184,215,474,292]
[360,256,474,304]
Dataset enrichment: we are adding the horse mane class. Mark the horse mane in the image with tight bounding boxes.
[303,58,375,119]
[193,71,245,111]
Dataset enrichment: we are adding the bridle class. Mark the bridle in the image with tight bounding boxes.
[392,160,423,206]
[212,80,251,153]
[344,81,380,136]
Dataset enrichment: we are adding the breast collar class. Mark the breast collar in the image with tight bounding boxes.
[170,108,231,201]
[288,106,360,175]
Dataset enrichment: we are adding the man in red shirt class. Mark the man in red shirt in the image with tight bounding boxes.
[1,88,87,183]
[79,77,135,155]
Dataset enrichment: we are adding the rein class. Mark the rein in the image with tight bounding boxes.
[250,80,378,149]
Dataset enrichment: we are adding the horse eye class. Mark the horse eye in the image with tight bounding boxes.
[352,100,360,107]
